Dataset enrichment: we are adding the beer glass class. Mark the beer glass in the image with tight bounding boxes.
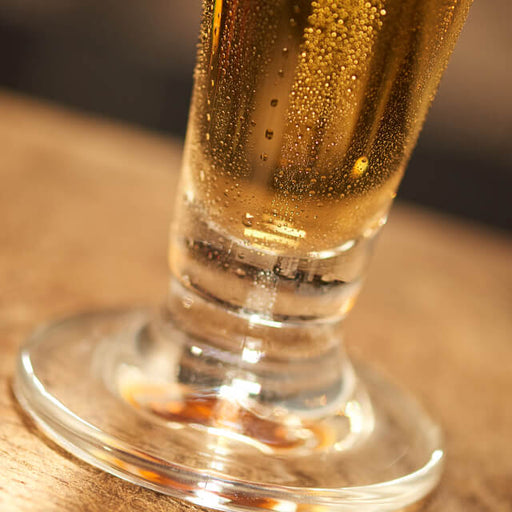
[15,1,472,510]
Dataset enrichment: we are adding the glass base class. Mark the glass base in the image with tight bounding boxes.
[14,308,443,512]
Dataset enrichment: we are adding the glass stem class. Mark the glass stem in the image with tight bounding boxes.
[140,210,378,450]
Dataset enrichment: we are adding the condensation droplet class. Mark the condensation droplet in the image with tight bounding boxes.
[351,156,369,177]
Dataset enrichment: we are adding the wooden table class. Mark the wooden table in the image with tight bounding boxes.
[1,91,511,511]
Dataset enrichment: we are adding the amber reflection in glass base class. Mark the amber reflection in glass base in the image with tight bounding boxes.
[15,308,443,512]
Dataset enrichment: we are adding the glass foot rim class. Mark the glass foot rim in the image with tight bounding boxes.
[14,308,443,512]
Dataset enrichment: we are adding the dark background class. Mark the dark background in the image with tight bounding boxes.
[1,0,510,230]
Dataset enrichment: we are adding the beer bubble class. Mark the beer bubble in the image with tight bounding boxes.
[265,129,274,140]
[270,98,279,107]
[235,268,247,278]
[242,213,254,227]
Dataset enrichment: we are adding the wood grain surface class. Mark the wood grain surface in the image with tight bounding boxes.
[0,91,511,511]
